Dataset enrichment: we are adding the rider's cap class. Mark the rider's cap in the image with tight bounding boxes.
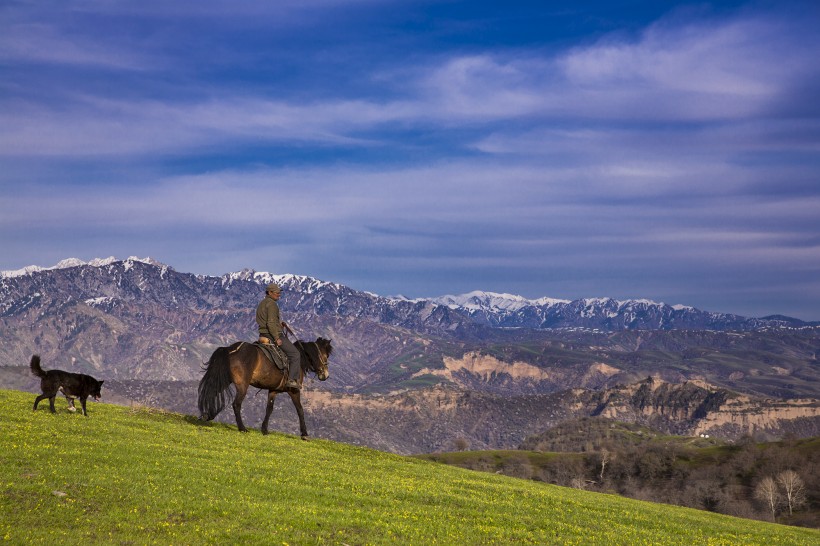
[266,283,281,293]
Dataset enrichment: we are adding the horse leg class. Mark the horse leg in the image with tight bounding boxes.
[287,391,309,440]
[261,391,278,435]
[232,383,249,432]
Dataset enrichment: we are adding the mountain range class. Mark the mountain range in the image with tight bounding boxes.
[1,256,818,453]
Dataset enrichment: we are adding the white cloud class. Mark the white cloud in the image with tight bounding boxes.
[1,2,818,318]
[2,7,817,158]
[555,14,806,119]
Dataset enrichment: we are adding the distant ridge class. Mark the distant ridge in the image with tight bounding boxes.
[2,256,816,331]
[1,256,164,278]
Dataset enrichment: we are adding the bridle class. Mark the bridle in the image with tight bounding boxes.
[297,341,329,378]
[314,345,329,368]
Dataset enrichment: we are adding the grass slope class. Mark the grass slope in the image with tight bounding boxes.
[1,389,817,545]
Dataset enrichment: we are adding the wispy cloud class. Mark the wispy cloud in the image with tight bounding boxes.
[3,5,817,157]
[1,1,818,319]
[0,22,153,69]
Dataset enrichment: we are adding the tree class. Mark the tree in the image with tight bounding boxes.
[453,437,469,452]
[777,470,807,516]
[598,448,611,481]
[754,476,781,522]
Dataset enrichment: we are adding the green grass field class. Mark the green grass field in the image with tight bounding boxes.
[2,389,817,545]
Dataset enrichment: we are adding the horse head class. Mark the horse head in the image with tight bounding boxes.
[304,337,332,381]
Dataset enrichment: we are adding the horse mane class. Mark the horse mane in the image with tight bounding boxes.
[295,338,332,377]
[315,337,333,357]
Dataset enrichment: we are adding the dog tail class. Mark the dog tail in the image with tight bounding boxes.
[30,354,46,378]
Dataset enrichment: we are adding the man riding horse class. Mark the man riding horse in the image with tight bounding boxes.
[256,282,301,390]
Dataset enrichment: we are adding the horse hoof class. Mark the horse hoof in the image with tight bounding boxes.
[301,435,310,441]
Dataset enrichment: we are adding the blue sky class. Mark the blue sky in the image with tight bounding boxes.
[1,0,819,320]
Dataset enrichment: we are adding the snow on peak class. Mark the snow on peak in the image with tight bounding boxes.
[87,257,119,267]
[623,298,662,307]
[429,292,683,314]
[54,258,88,269]
[123,256,165,267]
[1,256,167,278]
[432,290,569,312]
[582,297,614,306]
[219,270,342,295]
[1,257,94,278]
[1,265,45,278]
[580,297,665,308]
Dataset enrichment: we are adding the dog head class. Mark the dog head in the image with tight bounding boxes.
[91,380,104,400]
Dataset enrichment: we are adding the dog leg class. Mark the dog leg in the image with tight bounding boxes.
[33,394,49,411]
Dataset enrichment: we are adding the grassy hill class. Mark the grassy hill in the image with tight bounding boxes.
[2,389,817,545]
[518,416,718,452]
[420,419,820,528]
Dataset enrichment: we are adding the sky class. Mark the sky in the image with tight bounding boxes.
[1,1,819,320]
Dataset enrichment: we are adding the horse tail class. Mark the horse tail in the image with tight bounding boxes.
[197,346,235,420]
[30,355,46,378]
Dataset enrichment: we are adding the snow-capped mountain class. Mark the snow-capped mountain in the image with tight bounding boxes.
[432,290,571,312]
[429,290,807,331]
[0,256,168,278]
[1,257,812,333]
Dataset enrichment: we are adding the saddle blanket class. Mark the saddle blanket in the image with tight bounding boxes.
[254,342,288,371]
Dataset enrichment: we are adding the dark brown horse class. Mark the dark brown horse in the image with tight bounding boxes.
[197,337,332,438]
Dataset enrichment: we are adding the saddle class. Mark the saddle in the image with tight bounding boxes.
[254,338,288,371]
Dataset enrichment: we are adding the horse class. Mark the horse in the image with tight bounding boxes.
[197,337,332,439]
